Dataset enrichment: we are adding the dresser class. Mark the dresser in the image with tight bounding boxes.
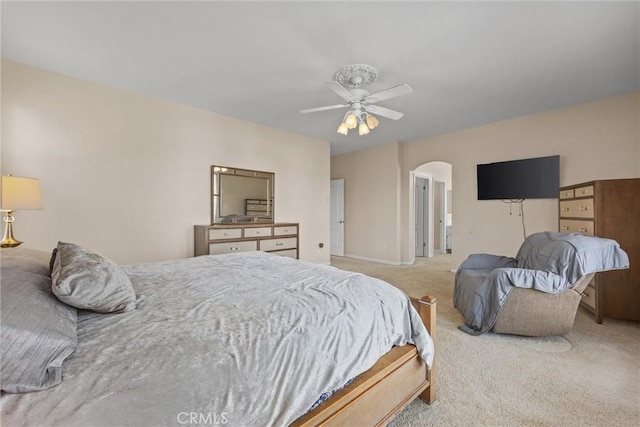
[194,223,299,259]
[558,178,640,323]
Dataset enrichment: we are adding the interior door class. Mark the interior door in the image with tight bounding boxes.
[433,180,445,254]
[330,179,344,256]
[414,176,429,257]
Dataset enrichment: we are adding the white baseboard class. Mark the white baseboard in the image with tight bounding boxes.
[342,253,403,266]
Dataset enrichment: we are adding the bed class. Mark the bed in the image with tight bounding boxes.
[1,244,435,426]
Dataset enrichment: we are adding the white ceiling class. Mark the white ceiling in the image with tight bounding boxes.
[2,1,638,156]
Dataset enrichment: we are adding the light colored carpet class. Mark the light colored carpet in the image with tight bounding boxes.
[330,255,640,427]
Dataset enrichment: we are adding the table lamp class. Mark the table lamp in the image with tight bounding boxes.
[0,175,43,248]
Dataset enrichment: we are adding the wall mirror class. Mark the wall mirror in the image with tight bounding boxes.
[211,166,274,224]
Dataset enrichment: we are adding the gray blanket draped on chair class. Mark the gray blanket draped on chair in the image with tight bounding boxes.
[453,232,629,335]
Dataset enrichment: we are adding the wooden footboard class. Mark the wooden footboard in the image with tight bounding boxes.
[292,295,436,426]
[411,295,436,404]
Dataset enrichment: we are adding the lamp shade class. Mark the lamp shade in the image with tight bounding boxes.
[1,176,43,210]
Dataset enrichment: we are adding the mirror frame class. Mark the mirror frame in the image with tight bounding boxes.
[211,166,275,224]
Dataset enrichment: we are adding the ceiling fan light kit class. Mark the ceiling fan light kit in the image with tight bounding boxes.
[302,64,412,137]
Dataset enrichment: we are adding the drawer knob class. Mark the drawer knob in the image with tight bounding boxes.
[562,207,570,211]
[579,206,589,211]
[256,231,261,235]
[561,226,569,230]
[276,242,284,246]
[230,247,239,251]
[224,233,229,236]
[579,227,588,232]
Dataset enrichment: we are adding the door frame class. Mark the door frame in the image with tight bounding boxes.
[414,175,429,257]
[433,179,446,254]
[330,179,344,256]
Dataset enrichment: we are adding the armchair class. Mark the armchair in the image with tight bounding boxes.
[454,232,629,336]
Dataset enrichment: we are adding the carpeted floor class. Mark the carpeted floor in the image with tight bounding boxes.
[331,255,640,427]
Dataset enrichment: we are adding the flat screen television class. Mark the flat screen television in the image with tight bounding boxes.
[477,155,559,200]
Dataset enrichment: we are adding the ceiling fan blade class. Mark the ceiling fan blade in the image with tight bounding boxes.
[363,104,404,120]
[326,81,355,103]
[300,104,349,114]
[364,83,412,104]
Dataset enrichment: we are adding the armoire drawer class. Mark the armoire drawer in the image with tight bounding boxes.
[581,284,596,310]
[559,219,595,236]
[559,199,594,219]
[574,185,594,198]
[559,189,574,199]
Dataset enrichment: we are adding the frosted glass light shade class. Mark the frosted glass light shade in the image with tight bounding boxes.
[345,113,358,129]
[366,114,379,129]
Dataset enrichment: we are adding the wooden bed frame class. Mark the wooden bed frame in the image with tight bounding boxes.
[292,295,436,426]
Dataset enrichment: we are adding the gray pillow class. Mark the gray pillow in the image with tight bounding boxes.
[1,267,78,393]
[0,247,53,277]
[51,242,136,313]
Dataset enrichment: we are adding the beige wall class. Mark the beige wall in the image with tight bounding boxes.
[1,61,331,265]
[330,142,402,264]
[333,93,640,267]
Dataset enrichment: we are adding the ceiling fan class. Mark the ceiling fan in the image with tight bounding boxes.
[301,64,412,136]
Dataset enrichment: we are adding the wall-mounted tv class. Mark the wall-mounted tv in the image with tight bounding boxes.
[477,155,559,200]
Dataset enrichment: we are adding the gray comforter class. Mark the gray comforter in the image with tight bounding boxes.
[454,232,629,335]
[1,251,434,426]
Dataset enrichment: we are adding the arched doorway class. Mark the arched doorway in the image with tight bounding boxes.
[413,161,452,258]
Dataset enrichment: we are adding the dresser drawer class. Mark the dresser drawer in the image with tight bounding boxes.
[560,198,594,219]
[574,185,594,198]
[269,249,298,258]
[244,227,272,237]
[274,225,298,236]
[559,189,574,199]
[209,228,242,240]
[260,237,297,252]
[559,219,595,236]
[581,283,596,310]
[209,240,257,255]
